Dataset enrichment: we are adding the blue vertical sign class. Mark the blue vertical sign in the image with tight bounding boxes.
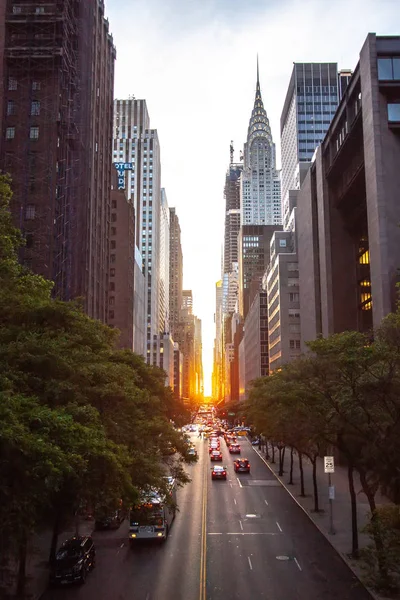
[114,162,133,190]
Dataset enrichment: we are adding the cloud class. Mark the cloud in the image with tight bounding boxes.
[106,0,400,394]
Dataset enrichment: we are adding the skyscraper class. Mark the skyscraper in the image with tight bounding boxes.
[238,224,281,319]
[1,0,116,322]
[112,99,161,363]
[224,144,243,274]
[280,63,339,229]
[159,189,170,333]
[241,61,281,227]
[169,207,183,342]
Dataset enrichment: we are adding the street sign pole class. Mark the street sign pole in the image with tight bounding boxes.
[324,456,335,535]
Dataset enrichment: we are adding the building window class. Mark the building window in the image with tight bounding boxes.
[388,103,400,123]
[289,293,299,302]
[8,78,17,90]
[25,204,36,220]
[7,101,15,116]
[6,127,15,140]
[279,239,287,247]
[29,127,39,140]
[110,268,115,277]
[109,310,115,319]
[13,5,22,13]
[32,81,41,91]
[109,297,115,306]
[296,340,301,349]
[110,282,115,292]
[359,250,370,265]
[30,101,40,116]
[111,199,117,209]
[111,227,116,236]
[110,254,116,263]
[290,340,295,349]
[111,213,117,222]
[25,233,34,249]
[378,57,400,80]
[110,240,116,250]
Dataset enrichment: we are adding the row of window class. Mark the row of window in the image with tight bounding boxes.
[6,126,39,140]
[8,78,41,91]
[7,100,40,116]
[377,56,400,81]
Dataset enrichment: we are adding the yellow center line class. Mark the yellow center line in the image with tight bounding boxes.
[199,443,207,600]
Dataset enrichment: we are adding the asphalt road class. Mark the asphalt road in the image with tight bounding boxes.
[42,434,373,600]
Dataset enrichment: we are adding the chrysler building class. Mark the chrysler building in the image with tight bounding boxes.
[241,61,281,225]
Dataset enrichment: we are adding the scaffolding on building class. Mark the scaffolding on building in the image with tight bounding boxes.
[2,0,82,300]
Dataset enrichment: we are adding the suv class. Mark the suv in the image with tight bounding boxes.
[234,458,251,473]
[50,536,95,585]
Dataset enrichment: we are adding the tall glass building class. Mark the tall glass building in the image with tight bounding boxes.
[280,63,339,229]
[241,64,282,227]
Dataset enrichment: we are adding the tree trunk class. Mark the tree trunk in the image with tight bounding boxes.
[49,512,61,565]
[348,464,359,558]
[271,443,276,464]
[288,447,294,484]
[311,456,320,512]
[16,534,28,599]
[265,441,270,460]
[299,452,305,496]
[279,447,286,476]
[359,469,388,582]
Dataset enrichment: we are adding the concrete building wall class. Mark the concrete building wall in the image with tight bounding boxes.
[108,182,134,350]
[297,34,400,345]
[243,291,268,399]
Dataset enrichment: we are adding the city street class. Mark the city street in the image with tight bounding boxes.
[41,435,373,600]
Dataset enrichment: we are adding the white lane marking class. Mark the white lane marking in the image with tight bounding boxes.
[294,557,302,571]
[230,483,233,488]
[208,532,278,535]
[226,532,278,535]
[237,477,243,488]
[239,520,243,531]
[276,521,282,532]
[248,556,253,570]
[264,499,269,506]
[234,498,237,505]
[120,543,124,548]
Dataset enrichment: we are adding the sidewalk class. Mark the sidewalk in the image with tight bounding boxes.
[253,442,393,600]
[1,518,95,600]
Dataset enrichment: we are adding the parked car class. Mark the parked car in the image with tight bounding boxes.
[95,509,124,530]
[50,536,95,586]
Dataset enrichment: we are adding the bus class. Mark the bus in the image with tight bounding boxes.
[129,477,176,543]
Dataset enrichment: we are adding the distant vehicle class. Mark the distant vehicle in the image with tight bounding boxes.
[210,450,223,461]
[50,536,95,586]
[209,443,220,453]
[229,444,241,454]
[129,478,176,543]
[188,447,198,458]
[234,458,251,473]
[211,465,227,480]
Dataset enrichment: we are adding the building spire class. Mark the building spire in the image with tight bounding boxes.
[256,54,261,99]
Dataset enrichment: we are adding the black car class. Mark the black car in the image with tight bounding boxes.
[234,458,251,473]
[50,536,95,585]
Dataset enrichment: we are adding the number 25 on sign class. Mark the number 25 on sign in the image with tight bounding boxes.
[324,456,335,473]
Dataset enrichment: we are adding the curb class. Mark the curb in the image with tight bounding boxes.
[251,445,381,600]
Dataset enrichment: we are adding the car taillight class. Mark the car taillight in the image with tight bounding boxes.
[222,471,226,475]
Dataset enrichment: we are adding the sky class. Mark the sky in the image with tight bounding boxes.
[106,0,400,395]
